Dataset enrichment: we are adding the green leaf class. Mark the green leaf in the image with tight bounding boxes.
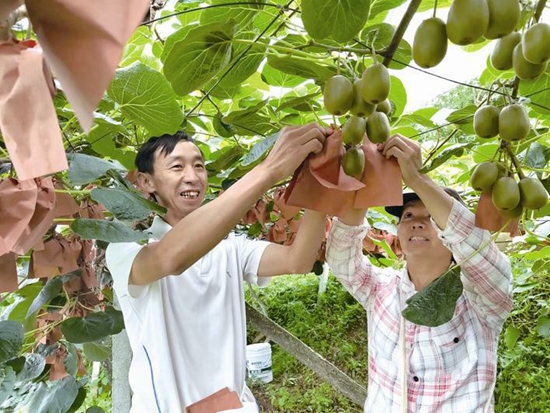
[71,219,148,243]
[212,112,237,137]
[27,376,79,413]
[266,56,336,81]
[82,342,111,362]
[301,0,371,43]
[446,105,477,125]
[67,385,87,413]
[200,0,262,27]
[0,321,24,364]
[504,325,521,349]
[5,356,25,374]
[222,102,274,136]
[402,266,464,327]
[91,188,165,221]
[26,277,63,317]
[108,62,183,135]
[520,73,550,115]
[16,353,46,383]
[60,308,124,344]
[68,153,125,186]
[164,21,235,96]
[369,0,407,20]
[207,145,246,172]
[421,143,470,173]
[523,142,550,169]
[0,366,15,405]
[388,75,407,118]
[277,92,321,112]
[64,343,78,376]
[241,132,280,166]
[473,143,499,163]
[86,407,105,413]
[536,315,550,339]
[261,61,305,88]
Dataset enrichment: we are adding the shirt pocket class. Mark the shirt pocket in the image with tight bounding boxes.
[431,317,476,374]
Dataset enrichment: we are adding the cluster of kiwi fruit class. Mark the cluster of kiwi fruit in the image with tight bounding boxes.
[323,63,392,177]
[413,0,550,76]
[470,102,547,217]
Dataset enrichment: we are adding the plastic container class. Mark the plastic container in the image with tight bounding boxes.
[246,343,273,383]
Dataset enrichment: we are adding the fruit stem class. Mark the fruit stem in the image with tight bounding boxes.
[382,0,423,67]
[534,0,547,23]
[504,143,526,180]
[432,0,438,18]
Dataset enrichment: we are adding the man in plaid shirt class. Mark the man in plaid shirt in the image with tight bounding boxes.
[326,134,513,412]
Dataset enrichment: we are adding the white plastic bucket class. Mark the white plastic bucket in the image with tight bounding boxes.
[246,343,273,383]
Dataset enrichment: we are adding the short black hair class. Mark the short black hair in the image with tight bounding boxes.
[385,188,466,219]
[135,131,199,174]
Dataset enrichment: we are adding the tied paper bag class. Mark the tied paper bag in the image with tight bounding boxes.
[475,191,520,236]
[283,130,365,217]
[284,130,402,216]
[186,387,243,413]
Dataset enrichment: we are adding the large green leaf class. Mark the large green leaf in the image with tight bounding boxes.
[421,143,471,173]
[27,376,79,413]
[0,321,24,364]
[82,342,111,362]
[91,187,165,221]
[164,21,235,96]
[108,62,183,135]
[68,153,125,186]
[222,102,275,136]
[402,266,464,327]
[200,0,262,27]
[388,75,407,118]
[15,353,46,383]
[241,132,280,166]
[537,315,550,339]
[277,92,322,112]
[60,308,124,344]
[71,219,148,243]
[266,56,336,81]
[0,366,15,405]
[207,145,246,172]
[26,277,63,317]
[504,325,521,349]
[301,0,371,43]
[369,0,407,20]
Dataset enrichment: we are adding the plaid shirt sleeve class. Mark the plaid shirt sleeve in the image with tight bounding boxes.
[326,218,385,308]
[439,199,513,326]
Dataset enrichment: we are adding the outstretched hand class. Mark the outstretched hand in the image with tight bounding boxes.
[378,134,423,187]
[264,123,332,182]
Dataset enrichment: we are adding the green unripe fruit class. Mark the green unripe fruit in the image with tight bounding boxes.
[361,63,390,105]
[350,80,376,117]
[513,42,548,80]
[323,75,353,115]
[366,112,390,144]
[491,32,521,70]
[492,177,520,210]
[518,177,548,210]
[499,104,530,142]
[497,204,523,219]
[342,116,367,146]
[485,0,520,39]
[447,0,489,45]
[474,105,500,138]
[342,147,365,177]
[522,22,550,64]
[413,17,448,68]
[470,162,499,192]
[376,99,393,116]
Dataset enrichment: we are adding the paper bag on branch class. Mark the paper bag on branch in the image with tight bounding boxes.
[0,41,67,180]
[475,191,520,236]
[25,0,151,132]
[0,252,18,292]
[284,131,402,216]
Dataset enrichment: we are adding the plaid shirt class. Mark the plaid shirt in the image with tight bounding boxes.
[326,200,513,413]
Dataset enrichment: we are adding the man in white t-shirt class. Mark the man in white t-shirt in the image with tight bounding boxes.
[105,125,329,413]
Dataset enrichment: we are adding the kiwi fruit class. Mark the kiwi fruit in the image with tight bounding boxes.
[366,112,390,144]
[361,63,390,105]
[513,42,548,80]
[522,22,550,64]
[492,177,520,210]
[413,17,448,68]
[350,80,376,117]
[342,147,365,177]
[499,104,530,142]
[485,0,520,39]
[342,116,366,146]
[473,105,500,138]
[491,32,522,70]
[497,204,523,219]
[518,177,548,209]
[323,75,353,115]
[447,0,489,45]
[376,99,393,116]
[470,162,499,192]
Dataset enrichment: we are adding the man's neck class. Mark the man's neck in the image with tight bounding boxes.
[406,255,452,291]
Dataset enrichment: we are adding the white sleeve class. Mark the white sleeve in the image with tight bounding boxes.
[233,234,271,287]
[105,242,149,299]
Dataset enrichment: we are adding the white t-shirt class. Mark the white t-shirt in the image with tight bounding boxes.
[105,216,270,413]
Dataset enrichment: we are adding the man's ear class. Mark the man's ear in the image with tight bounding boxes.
[137,172,155,196]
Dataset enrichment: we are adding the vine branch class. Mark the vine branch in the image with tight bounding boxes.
[382,0,423,67]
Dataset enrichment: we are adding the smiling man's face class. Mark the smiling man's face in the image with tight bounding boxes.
[397,200,451,260]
